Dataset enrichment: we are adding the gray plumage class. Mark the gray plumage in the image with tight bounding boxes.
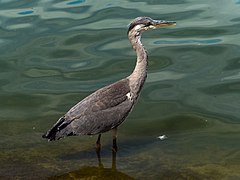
[42,17,176,145]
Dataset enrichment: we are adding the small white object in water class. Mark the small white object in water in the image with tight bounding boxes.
[157,135,167,140]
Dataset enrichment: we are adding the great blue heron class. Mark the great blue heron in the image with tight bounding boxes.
[42,17,176,151]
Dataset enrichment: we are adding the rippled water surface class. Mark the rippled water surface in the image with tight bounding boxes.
[1,0,240,179]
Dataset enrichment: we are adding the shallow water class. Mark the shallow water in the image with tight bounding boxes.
[0,0,240,179]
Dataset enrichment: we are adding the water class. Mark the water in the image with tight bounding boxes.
[0,0,240,179]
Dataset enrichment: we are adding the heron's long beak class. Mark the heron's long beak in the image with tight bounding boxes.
[153,20,176,28]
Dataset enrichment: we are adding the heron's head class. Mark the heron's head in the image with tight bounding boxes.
[128,17,176,35]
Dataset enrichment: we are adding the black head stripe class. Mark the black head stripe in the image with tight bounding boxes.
[127,17,153,33]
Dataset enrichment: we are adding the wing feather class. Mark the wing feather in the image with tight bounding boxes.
[43,78,133,140]
[66,78,131,119]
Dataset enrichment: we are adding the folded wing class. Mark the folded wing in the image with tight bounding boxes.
[42,78,133,141]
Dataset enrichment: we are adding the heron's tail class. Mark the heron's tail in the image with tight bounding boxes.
[42,117,74,141]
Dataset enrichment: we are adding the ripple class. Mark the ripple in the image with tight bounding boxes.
[67,0,86,5]
[154,38,222,45]
[222,72,240,81]
[54,0,87,8]
[23,68,61,78]
[6,23,32,30]
[48,49,79,58]
[18,10,34,15]
[148,71,186,82]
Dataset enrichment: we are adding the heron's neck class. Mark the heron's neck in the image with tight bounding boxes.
[128,32,148,98]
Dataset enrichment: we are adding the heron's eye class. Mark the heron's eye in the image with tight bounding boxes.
[145,22,152,27]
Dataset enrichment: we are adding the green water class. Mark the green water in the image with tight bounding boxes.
[1,0,240,179]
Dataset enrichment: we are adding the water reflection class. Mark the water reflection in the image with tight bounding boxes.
[49,150,134,180]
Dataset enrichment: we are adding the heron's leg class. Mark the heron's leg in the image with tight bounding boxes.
[112,128,118,152]
[95,134,103,168]
[96,134,101,152]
